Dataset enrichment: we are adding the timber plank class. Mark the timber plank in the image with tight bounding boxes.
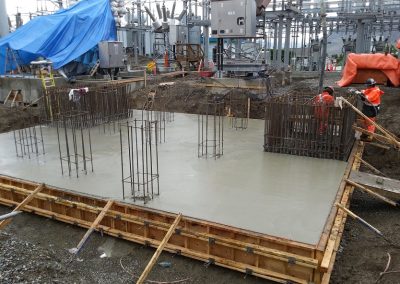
[137,213,182,284]
[349,171,400,199]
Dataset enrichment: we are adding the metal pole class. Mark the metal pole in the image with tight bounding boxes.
[203,0,209,68]
[318,0,327,93]
[277,15,284,68]
[284,17,292,67]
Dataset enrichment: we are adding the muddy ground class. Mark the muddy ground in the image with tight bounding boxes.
[0,73,400,283]
[0,106,40,133]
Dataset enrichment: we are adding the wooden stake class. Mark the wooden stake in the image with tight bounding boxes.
[0,183,44,229]
[353,126,393,146]
[69,200,114,254]
[354,156,387,177]
[336,203,383,237]
[22,96,44,111]
[346,179,398,207]
[137,213,182,284]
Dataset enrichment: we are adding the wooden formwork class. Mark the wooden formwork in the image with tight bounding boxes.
[0,142,363,283]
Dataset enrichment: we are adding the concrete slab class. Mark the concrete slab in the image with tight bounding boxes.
[0,113,347,244]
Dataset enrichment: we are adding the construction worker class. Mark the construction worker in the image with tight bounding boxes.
[314,86,335,134]
[354,78,384,138]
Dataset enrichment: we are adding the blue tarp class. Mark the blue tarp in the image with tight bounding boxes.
[0,0,116,74]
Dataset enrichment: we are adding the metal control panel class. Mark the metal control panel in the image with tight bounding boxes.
[98,41,125,68]
[211,0,256,38]
[169,24,188,45]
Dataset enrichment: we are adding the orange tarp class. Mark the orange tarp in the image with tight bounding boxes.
[337,53,400,87]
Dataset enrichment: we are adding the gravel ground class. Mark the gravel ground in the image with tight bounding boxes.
[0,206,267,284]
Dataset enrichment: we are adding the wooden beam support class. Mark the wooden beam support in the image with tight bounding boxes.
[340,97,400,148]
[349,171,400,201]
[0,183,44,229]
[353,126,393,147]
[320,142,364,277]
[69,200,114,254]
[346,179,398,207]
[336,203,383,237]
[137,213,182,284]
[354,156,387,177]
[191,83,265,90]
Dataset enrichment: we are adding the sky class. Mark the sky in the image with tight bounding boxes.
[5,0,62,26]
[5,0,190,27]
[6,0,61,16]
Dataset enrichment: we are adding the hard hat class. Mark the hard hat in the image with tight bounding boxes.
[323,86,334,95]
[366,78,376,87]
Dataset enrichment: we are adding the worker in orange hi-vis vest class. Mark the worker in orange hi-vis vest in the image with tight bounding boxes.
[314,86,335,134]
[352,78,384,140]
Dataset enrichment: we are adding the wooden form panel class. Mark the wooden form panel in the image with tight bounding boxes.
[0,175,321,284]
[319,142,364,283]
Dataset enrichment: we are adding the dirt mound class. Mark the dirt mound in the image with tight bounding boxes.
[0,106,40,134]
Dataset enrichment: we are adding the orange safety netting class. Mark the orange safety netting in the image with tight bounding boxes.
[337,53,400,87]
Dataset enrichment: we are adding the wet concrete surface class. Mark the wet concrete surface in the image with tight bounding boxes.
[0,112,347,244]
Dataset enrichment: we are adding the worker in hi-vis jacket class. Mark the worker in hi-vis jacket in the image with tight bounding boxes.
[314,86,335,134]
[351,78,384,140]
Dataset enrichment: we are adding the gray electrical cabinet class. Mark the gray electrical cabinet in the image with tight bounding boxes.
[169,24,188,45]
[98,41,125,68]
[211,0,257,38]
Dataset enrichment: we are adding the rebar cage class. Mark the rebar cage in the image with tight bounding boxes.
[13,123,45,158]
[264,93,356,161]
[227,94,250,130]
[198,98,224,159]
[120,120,160,204]
[55,111,94,177]
[42,83,132,128]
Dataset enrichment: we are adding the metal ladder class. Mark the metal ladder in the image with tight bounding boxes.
[39,65,56,121]
[40,71,56,90]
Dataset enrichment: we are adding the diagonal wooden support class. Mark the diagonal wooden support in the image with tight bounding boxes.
[353,126,394,147]
[69,200,114,254]
[136,213,182,284]
[354,156,387,177]
[346,179,398,207]
[340,97,400,149]
[0,183,44,229]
